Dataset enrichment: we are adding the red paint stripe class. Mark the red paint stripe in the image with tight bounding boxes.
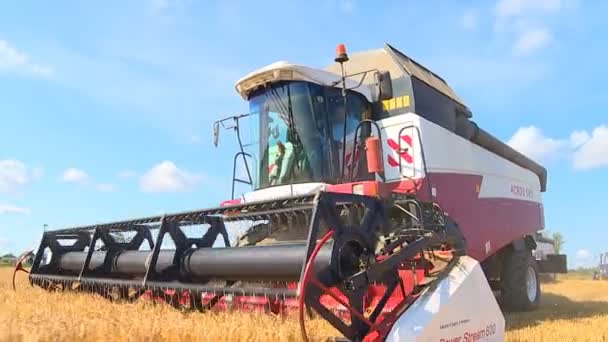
[398,135,414,163]
[401,135,412,146]
[387,155,399,167]
[387,138,399,151]
[400,151,413,164]
[387,138,413,165]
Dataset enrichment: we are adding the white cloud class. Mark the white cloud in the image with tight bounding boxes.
[576,249,590,259]
[140,161,202,192]
[150,0,190,13]
[31,167,44,181]
[569,130,591,148]
[493,0,566,57]
[151,0,170,11]
[338,0,355,14]
[96,183,115,193]
[117,170,137,180]
[507,126,565,162]
[188,135,202,144]
[507,124,608,171]
[513,28,552,56]
[60,168,89,184]
[572,125,608,170]
[460,10,478,30]
[323,0,355,14]
[61,168,118,192]
[0,40,27,68]
[495,0,561,20]
[0,204,31,215]
[0,160,29,194]
[0,39,54,77]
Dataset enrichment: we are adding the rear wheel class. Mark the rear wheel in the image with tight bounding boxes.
[500,248,541,311]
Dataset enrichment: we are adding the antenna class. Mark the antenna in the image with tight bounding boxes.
[335,43,350,181]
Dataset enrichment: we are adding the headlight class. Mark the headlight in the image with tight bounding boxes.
[352,184,365,195]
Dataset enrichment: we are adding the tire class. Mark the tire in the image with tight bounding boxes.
[500,248,541,311]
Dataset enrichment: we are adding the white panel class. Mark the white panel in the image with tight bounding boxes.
[386,256,505,341]
[377,115,424,182]
[478,173,542,203]
[377,113,542,203]
[243,183,326,203]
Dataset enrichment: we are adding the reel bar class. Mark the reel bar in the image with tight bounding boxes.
[50,194,317,234]
[29,194,323,287]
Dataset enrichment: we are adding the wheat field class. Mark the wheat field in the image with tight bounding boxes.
[2,268,608,341]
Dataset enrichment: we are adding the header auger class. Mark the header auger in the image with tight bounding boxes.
[16,42,570,340]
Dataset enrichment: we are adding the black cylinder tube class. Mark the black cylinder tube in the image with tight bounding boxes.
[114,250,175,275]
[58,250,175,275]
[182,242,333,281]
[56,243,332,282]
[59,251,107,272]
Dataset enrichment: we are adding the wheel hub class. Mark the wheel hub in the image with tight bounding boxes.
[525,266,537,302]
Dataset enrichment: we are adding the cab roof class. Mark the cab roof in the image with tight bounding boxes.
[234,61,374,101]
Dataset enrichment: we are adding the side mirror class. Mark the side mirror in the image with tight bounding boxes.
[375,70,393,101]
[213,122,220,147]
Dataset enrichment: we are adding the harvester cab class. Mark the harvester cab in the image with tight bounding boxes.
[14,43,516,341]
[214,45,394,202]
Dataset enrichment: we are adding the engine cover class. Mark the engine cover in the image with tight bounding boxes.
[385,256,505,342]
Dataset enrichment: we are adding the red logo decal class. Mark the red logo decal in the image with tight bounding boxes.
[387,135,413,167]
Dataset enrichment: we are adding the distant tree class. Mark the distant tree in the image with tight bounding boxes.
[1,253,16,259]
[552,232,564,254]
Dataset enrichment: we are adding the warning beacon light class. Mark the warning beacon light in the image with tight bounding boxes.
[335,43,349,63]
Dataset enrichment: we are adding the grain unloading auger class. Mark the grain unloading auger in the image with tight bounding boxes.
[13,43,521,341]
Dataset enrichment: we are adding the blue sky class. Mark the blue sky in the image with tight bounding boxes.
[0,0,606,268]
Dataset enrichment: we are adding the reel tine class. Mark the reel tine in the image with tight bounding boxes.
[12,250,34,291]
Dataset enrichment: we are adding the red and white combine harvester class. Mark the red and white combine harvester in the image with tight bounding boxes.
[14,44,567,341]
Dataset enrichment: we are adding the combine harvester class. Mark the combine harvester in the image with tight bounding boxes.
[14,43,567,341]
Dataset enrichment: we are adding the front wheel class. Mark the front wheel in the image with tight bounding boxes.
[500,248,541,311]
